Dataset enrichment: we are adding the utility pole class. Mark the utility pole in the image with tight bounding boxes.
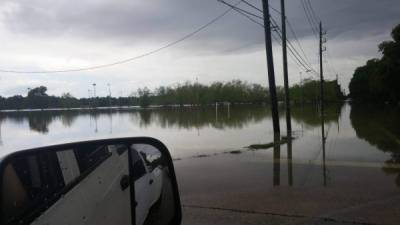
[319,22,325,139]
[92,83,96,108]
[262,0,280,136]
[319,22,325,115]
[300,72,304,105]
[92,83,96,98]
[196,77,199,106]
[280,0,291,137]
[319,22,327,187]
[88,89,91,108]
[108,83,112,108]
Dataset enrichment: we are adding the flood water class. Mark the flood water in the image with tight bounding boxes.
[0,103,399,188]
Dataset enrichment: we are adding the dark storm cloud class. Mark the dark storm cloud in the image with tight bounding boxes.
[284,0,400,40]
[1,0,262,44]
[1,0,399,51]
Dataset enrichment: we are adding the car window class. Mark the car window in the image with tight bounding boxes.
[131,149,146,181]
[73,145,111,174]
[2,152,65,224]
[133,144,162,171]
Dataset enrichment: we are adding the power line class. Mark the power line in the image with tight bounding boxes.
[269,16,319,76]
[218,0,263,20]
[240,0,317,75]
[286,20,311,64]
[0,1,242,74]
[241,0,263,13]
[301,0,318,38]
[270,28,303,71]
[242,0,313,65]
[220,0,318,76]
[231,6,265,27]
[325,48,339,78]
[305,0,321,25]
[303,0,319,27]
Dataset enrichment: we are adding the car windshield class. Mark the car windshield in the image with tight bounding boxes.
[0,0,399,225]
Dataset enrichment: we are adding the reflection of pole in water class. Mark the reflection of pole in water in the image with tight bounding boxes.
[227,102,230,119]
[89,112,92,127]
[273,134,281,186]
[109,112,113,134]
[321,108,327,187]
[94,114,98,133]
[215,102,218,123]
[287,140,293,186]
[196,109,200,136]
[337,106,340,133]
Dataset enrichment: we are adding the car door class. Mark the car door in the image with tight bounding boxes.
[131,149,151,225]
[149,166,163,206]
[29,145,132,225]
[136,145,163,207]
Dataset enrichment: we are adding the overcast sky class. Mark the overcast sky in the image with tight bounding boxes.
[0,0,398,97]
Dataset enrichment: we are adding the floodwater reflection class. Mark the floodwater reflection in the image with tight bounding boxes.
[0,104,399,189]
[0,105,344,135]
[350,104,400,186]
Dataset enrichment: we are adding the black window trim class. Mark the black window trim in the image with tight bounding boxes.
[1,145,112,225]
[0,137,182,225]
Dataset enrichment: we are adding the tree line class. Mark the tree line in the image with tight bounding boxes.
[0,86,139,110]
[138,79,344,107]
[349,24,400,103]
[0,79,345,110]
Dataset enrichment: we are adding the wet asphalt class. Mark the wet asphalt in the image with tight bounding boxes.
[174,152,400,225]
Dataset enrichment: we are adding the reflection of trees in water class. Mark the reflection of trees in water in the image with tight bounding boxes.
[350,104,400,186]
[0,110,120,134]
[133,106,271,130]
[0,104,344,134]
[132,104,343,130]
[0,111,82,134]
[59,111,79,127]
[291,103,343,129]
[139,110,152,128]
[28,114,53,133]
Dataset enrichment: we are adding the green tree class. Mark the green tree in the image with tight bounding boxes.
[349,24,400,103]
[137,87,151,108]
[27,86,49,109]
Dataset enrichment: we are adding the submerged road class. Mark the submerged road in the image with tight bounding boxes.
[174,151,400,225]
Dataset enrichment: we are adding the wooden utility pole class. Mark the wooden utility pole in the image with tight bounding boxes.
[319,22,325,138]
[319,22,327,186]
[280,0,291,137]
[319,22,324,116]
[262,0,280,136]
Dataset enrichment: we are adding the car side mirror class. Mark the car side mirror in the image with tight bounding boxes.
[0,137,182,225]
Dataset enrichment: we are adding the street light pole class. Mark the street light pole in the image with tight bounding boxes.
[92,83,96,108]
[107,83,112,107]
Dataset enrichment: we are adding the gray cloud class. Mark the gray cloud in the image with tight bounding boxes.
[2,0,398,44]
[0,0,399,97]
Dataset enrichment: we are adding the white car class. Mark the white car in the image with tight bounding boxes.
[131,144,164,225]
[2,143,164,225]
